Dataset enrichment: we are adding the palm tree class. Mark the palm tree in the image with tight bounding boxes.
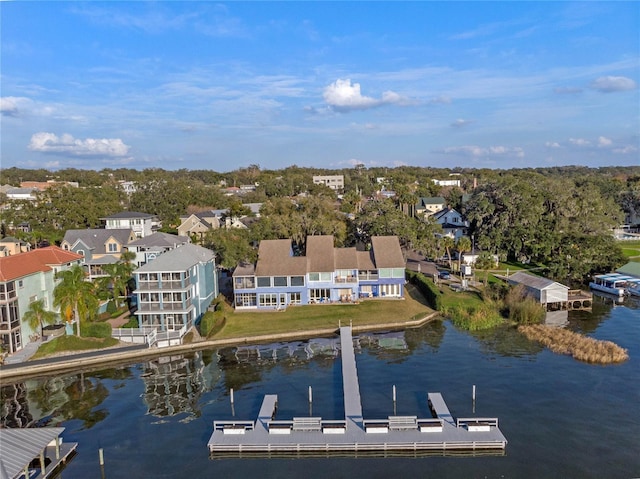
[23,299,58,340]
[53,265,98,338]
[441,236,455,271]
[456,236,472,276]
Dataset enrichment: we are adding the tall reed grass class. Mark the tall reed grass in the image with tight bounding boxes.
[518,324,628,364]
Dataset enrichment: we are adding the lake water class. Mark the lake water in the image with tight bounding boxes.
[2,296,639,478]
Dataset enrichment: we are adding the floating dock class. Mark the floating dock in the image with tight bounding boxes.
[207,326,507,457]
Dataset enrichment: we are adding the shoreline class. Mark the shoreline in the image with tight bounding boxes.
[0,312,440,382]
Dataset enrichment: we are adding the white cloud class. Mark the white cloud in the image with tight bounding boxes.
[0,96,32,117]
[613,146,638,154]
[597,136,612,147]
[545,141,561,148]
[569,138,591,146]
[451,119,472,128]
[589,76,637,93]
[441,145,524,158]
[28,132,131,157]
[323,79,408,112]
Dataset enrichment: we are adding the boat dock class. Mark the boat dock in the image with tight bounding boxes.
[208,326,507,457]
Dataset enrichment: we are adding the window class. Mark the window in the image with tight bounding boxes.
[235,293,256,307]
[107,243,118,253]
[273,276,287,287]
[379,268,392,278]
[309,273,320,281]
[290,276,304,286]
[289,292,301,304]
[309,289,330,302]
[259,293,278,307]
[18,280,23,288]
[257,277,271,287]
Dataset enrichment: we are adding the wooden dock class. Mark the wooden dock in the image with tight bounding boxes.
[208,327,507,457]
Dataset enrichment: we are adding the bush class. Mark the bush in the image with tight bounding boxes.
[199,295,231,337]
[406,270,443,310]
[444,303,504,331]
[106,300,117,315]
[121,317,139,328]
[504,285,545,324]
[80,321,112,338]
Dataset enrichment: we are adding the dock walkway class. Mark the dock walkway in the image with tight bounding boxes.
[208,327,507,456]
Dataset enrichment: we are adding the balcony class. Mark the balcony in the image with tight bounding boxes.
[334,276,358,284]
[137,303,193,313]
[136,279,191,291]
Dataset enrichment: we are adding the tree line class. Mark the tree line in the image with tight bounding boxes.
[2,165,639,285]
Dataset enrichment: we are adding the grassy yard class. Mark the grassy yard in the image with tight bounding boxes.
[214,283,434,339]
[619,239,640,260]
[32,335,120,359]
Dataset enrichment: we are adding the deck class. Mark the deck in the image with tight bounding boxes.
[208,327,507,457]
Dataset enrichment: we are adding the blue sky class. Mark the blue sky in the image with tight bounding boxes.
[1,1,638,172]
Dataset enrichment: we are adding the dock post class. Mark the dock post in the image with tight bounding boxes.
[99,448,105,466]
[309,386,313,403]
[393,385,397,415]
[230,388,234,404]
[472,385,476,413]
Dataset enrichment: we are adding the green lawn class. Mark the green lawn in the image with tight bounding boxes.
[214,284,434,339]
[620,240,640,260]
[32,335,119,359]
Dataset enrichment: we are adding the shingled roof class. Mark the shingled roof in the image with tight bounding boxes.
[0,246,83,282]
[254,239,307,276]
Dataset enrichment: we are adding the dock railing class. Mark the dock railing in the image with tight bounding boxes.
[213,420,255,434]
[456,417,499,428]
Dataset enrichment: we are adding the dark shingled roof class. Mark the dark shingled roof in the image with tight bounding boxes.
[370,236,405,268]
[254,239,307,276]
[306,235,335,272]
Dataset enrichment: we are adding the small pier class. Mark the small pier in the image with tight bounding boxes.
[208,327,507,457]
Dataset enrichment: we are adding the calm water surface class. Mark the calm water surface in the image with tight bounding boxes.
[2,297,639,478]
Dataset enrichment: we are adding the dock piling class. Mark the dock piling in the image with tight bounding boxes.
[99,448,104,466]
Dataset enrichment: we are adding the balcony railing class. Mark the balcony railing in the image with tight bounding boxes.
[137,303,192,312]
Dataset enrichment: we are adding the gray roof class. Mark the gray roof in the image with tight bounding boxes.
[507,271,569,291]
[251,235,403,277]
[0,427,65,479]
[370,236,404,268]
[417,196,446,207]
[135,243,215,273]
[85,254,119,265]
[255,239,307,276]
[63,229,133,253]
[127,232,189,248]
[307,236,336,273]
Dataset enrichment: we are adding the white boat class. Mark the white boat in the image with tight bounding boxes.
[589,273,633,297]
[627,278,640,297]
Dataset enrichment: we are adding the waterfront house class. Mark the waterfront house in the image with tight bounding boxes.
[61,229,136,279]
[125,232,190,267]
[101,211,159,238]
[0,247,83,354]
[133,243,218,334]
[233,235,405,310]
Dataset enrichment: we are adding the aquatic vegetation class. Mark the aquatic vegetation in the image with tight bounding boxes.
[518,324,629,364]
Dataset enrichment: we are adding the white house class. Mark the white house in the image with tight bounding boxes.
[432,207,469,240]
[102,211,159,238]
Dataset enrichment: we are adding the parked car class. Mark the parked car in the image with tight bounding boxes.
[438,271,451,280]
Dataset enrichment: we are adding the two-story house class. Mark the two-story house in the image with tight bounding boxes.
[126,232,191,267]
[432,207,469,240]
[0,237,31,256]
[0,247,83,354]
[102,211,159,238]
[233,235,405,310]
[415,197,447,218]
[61,229,137,280]
[132,244,218,334]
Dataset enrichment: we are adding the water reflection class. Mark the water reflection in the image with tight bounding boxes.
[141,352,222,418]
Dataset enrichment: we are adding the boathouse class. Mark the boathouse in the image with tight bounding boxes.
[505,271,591,311]
[0,427,77,479]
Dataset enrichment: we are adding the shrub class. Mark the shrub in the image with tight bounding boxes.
[406,270,443,311]
[106,300,117,315]
[121,317,139,328]
[444,303,504,331]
